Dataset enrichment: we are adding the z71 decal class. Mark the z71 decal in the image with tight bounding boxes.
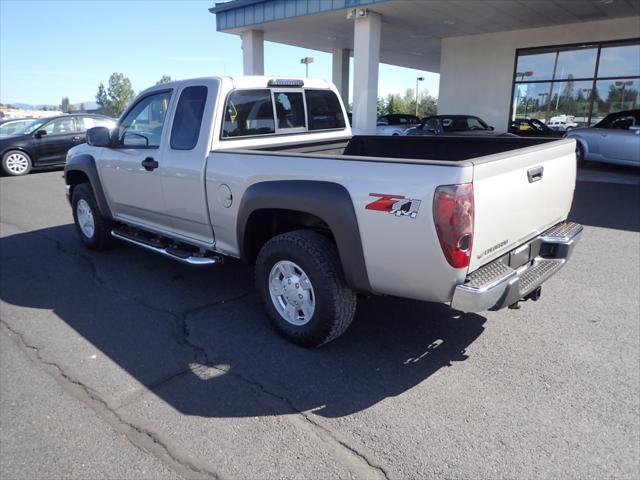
[365,193,422,219]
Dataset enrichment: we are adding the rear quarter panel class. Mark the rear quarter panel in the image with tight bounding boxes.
[206,152,472,302]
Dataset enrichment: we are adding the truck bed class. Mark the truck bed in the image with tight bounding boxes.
[255,135,556,162]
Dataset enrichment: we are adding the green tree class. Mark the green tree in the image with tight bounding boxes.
[156,74,172,85]
[95,72,135,117]
[60,96,71,113]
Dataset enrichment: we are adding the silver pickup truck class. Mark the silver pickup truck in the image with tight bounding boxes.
[64,76,583,347]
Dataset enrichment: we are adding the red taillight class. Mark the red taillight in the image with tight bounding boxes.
[433,183,474,269]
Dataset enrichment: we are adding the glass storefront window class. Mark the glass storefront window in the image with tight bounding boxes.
[598,44,640,78]
[554,48,597,80]
[591,78,640,125]
[511,40,639,128]
[514,52,556,81]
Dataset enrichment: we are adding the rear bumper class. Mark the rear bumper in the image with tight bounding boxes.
[451,222,583,312]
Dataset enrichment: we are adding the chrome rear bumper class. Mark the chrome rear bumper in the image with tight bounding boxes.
[451,222,583,312]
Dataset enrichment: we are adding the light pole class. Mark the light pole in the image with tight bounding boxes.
[300,57,314,78]
[615,80,633,110]
[581,88,592,124]
[415,76,424,117]
[515,70,533,82]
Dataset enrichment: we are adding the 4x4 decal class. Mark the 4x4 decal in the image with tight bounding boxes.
[365,193,422,219]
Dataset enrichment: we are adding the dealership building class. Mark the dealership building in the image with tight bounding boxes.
[210,0,640,134]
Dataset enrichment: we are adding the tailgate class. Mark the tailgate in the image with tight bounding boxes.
[469,139,576,272]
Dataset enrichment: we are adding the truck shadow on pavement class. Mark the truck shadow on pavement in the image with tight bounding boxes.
[0,224,485,418]
[570,178,640,232]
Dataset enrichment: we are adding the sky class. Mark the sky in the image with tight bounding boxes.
[0,0,439,106]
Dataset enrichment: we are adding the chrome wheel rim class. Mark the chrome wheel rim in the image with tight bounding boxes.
[5,152,29,174]
[268,260,315,326]
[76,199,95,238]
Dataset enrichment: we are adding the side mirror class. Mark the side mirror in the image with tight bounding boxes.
[34,129,47,138]
[489,126,495,131]
[86,126,111,147]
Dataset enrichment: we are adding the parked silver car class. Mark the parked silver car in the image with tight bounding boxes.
[567,110,640,167]
[376,114,421,135]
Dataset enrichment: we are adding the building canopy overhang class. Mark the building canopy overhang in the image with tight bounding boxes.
[211,0,640,73]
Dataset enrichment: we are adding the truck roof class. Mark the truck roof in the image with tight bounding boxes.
[139,76,334,97]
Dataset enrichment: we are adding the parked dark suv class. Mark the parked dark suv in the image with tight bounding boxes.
[0,114,115,176]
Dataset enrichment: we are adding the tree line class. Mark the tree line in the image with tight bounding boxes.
[52,73,172,117]
[53,74,438,119]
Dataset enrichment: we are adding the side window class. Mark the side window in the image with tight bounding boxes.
[118,91,171,147]
[609,115,635,130]
[222,89,275,138]
[423,118,438,131]
[305,89,346,130]
[79,116,113,131]
[273,91,305,130]
[377,117,389,126]
[42,117,78,135]
[170,86,208,150]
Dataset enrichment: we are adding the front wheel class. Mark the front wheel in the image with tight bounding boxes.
[575,141,586,168]
[2,150,32,176]
[71,183,114,250]
[255,230,357,347]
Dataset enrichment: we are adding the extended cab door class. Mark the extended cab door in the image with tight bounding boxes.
[159,82,217,244]
[98,90,173,231]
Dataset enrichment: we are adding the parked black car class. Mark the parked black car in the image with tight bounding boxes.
[510,118,563,137]
[0,114,115,176]
[406,115,514,137]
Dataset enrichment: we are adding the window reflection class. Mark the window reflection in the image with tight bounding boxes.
[512,41,639,128]
[515,52,556,81]
[598,44,640,78]
[555,48,597,80]
[591,79,639,125]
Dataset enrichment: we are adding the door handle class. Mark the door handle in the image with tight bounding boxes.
[72,136,81,141]
[527,165,544,183]
[141,157,159,171]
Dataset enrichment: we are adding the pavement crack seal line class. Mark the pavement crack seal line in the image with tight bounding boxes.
[0,320,222,480]
[181,307,392,480]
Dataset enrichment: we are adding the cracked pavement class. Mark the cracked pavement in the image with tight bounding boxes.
[1,170,639,479]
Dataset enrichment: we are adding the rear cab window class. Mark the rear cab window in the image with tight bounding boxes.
[221,86,345,139]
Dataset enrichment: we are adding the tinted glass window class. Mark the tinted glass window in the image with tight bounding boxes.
[79,116,114,131]
[274,91,305,129]
[222,90,275,138]
[555,48,597,80]
[598,44,640,78]
[515,52,556,81]
[42,117,78,135]
[306,89,346,130]
[119,91,171,147]
[171,86,208,150]
[592,79,640,123]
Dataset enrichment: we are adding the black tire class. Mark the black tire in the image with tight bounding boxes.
[71,183,114,250]
[2,150,32,176]
[255,229,357,347]
[575,141,586,168]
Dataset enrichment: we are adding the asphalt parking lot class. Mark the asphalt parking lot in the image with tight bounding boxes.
[1,166,639,479]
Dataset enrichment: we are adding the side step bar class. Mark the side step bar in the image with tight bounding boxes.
[111,230,222,266]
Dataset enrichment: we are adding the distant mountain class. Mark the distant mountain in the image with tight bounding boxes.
[2,101,98,111]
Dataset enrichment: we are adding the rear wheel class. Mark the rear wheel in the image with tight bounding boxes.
[2,150,32,176]
[255,230,357,347]
[72,183,114,250]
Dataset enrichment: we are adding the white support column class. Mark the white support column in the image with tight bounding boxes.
[332,48,350,106]
[241,30,264,75]
[352,12,381,134]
